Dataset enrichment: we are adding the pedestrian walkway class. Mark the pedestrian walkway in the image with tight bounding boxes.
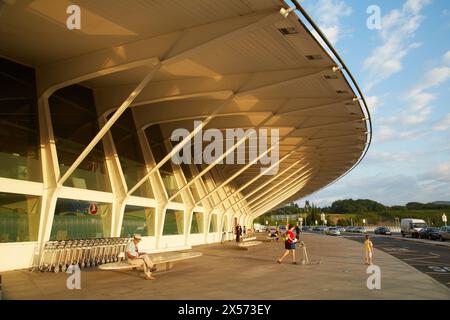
[2,234,449,300]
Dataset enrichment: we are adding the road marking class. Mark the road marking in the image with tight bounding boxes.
[402,253,440,262]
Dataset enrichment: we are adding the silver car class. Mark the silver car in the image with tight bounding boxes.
[326,227,341,236]
[438,226,450,241]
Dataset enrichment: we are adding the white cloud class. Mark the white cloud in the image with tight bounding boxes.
[365,95,379,114]
[308,172,450,206]
[379,51,450,127]
[308,0,352,45]
[363,0,431,91]
[433,113,450,131]
[373,125,395,143]
[421,161,450,183]
[366,150,411,163]
[444,51,450,66]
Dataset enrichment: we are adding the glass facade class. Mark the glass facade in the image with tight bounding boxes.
[163,209,184,235]
[50,198,111,240]
[49,85,110,192]
[0,57,41,182]
[190,212,204,234]
[180,162,201,203]
[0,192,41,243]
[121,205,155,237]
[146,124,182,202]
[109,109,153,198]
[209,214,218,233]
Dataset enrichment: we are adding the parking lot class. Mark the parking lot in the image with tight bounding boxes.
[299,227,450,289]
[344,234,450,289]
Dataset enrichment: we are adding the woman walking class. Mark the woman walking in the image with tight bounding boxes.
[277,224,298,264]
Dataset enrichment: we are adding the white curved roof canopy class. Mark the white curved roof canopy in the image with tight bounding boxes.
[0,0,370,218]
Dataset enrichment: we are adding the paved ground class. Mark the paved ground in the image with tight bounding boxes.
[2,233,449,300]
[344,234,450,288]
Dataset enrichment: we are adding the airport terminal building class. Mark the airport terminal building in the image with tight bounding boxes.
[0,0,370,271]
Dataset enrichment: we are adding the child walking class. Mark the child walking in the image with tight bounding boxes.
[364,234,374,265]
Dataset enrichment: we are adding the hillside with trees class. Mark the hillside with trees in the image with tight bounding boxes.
[254,199,450,227]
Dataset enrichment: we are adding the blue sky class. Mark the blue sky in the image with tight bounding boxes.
[291,0,450,206]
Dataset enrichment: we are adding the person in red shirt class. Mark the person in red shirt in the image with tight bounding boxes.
[277,224,298,264]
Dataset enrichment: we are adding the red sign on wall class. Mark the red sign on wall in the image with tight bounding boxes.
[89,203,98,215]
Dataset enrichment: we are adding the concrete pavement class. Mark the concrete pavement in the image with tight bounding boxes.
[2,233,449,300]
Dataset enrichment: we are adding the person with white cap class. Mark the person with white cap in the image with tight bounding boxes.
[126,234,156,280]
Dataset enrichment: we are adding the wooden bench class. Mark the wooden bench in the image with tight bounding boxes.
[237,240,262,250]
[98,251,202,271]
[242,236,257,242]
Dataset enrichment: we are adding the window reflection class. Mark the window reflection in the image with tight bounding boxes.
[109,109,153,198]
[50,198,111,240]
[0,192,41,243]
[163,209,184,235]
[190,212,203,234]
[0,57,41,182]
[49,85,110,192]
[121,205,155,237]
[146,124,182,202]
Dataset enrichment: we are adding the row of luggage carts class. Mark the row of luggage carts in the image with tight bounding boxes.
[37,237,132,273]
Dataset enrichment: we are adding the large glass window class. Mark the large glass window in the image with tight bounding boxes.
[146,124,182,202]
[109,109,153,198]
[49,85,110,192]
[0,192,41,243]
[180,162,200,202]
[209,214,218,233]
[0,57,41,182]
[121,205,155,237]
[50,198,111,240]
[163,209,184,235]
[190,212,204,234]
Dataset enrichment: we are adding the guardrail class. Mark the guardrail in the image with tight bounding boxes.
[36,237,132,273]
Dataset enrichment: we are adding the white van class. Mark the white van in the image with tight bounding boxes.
[400,219,427,238]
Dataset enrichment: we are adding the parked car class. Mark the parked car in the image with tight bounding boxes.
[374,227,392,235]
[438,226,450,241]
[345,226,356,232]
[336,226,346,233]
[325,227,341,236]
[354,226,367,233]
[401,218,427,238]
[418,227,440,240]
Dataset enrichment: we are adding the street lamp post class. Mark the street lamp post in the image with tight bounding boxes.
[443,213,447,227]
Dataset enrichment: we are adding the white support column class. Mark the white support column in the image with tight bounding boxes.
[208,151,301,212]
[223,159,311,212]
[248,170,313,211]
[34,95,61,265]
[58,61,162,187]
[193,137,279,207]
[127,94,235,196]
[252,178,312,216]
[166,130,255,202]
[98,116,127,237]
[246,167,313,208]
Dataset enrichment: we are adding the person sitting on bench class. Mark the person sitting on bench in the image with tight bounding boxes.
[126,234,156,280]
